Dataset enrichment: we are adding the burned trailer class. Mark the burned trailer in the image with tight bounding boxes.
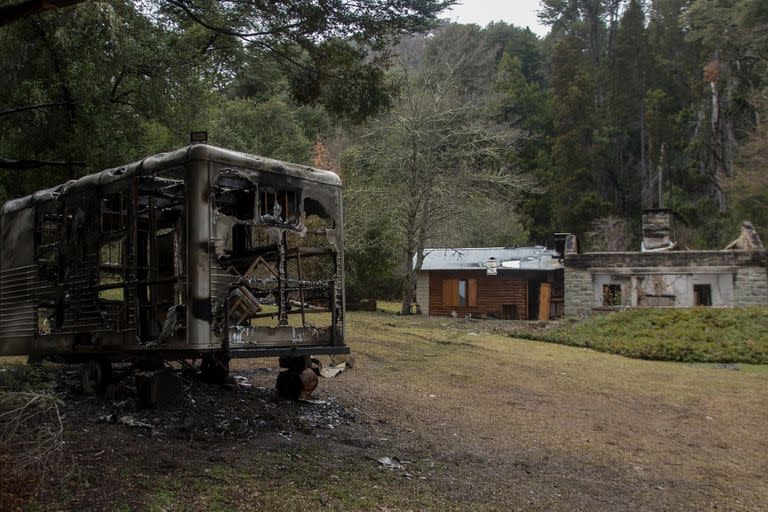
[0,144,347,396]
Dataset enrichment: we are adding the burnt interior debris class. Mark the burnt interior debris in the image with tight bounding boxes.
[0,145,347,361]
[210,170,343,348]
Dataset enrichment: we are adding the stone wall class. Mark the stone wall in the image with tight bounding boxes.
[566,249,766,269]
[733,266,768,307]
[564,268,593,316]
[416,272,430,315]
[564,249,768,315]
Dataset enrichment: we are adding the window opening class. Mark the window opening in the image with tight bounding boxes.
[37,211,63,282]
[260,188,299,225]
[441,278,478,308]
[98,192,129,331]
[36,209,66,334]
[603,284,622,306]
[101,193,128,233]
[458,280,468,307]
[99,237,125,301]
[135,178,185,340]
[214,175,256,221]
[694,284,712,306]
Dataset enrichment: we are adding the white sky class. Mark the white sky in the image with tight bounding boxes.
[444,0,549,37]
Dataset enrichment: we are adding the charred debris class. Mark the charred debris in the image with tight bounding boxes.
[0,144,348,402]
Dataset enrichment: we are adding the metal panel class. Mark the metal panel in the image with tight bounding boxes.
[185,157,213,348]
[0,266,37,341]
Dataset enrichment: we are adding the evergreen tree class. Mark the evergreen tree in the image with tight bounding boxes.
[607,0,648,211]
[549,35,612,236]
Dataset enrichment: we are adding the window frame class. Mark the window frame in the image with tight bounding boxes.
[693,284,712,307]
[442,278,478,308]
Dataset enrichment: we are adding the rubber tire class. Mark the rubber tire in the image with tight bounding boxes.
[276,368,318,400]
[278,355,310,371]
[200,353,230,384]
[80,359,112,394]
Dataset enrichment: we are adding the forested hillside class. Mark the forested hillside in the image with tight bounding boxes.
[0,0,765,301]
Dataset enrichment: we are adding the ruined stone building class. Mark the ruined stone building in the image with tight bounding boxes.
[562,210,768,316]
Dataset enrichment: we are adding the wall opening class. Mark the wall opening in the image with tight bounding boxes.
[602,284,622,306]
[694,284,712,306]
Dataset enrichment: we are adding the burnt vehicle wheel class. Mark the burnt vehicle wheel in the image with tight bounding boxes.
[80,359,112,394]
[276,356,318,400]
[27,355,44,366]
[200,353,230,383]
[279,355,311,371]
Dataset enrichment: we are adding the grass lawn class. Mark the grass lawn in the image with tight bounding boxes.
[2,306,767,510]
[503,307,768,363]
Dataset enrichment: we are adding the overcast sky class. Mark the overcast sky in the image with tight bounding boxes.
[444,0,549,37]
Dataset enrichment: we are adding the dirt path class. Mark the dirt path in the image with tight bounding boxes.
[24,312,768,511]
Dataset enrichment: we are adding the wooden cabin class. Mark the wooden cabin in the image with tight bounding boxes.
[415,247,564,320]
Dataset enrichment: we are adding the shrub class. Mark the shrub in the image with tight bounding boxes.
[507,307,768,363]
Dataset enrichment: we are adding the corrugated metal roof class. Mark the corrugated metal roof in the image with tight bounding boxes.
[418,247,562,271]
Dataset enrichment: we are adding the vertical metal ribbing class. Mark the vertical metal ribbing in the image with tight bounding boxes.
[278,231,288,327]
[336,189,346,343]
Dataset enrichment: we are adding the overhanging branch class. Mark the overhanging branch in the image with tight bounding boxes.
[0,0,87,27]
[0,101,71,118]
[0,157,86,170]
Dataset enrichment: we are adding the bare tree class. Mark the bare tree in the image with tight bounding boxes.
[586,215,633,251]
[347,34,538,314]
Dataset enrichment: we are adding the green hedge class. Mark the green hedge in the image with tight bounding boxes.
[508,307,768,363]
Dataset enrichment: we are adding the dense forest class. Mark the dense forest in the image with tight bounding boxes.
[0,0,766,303]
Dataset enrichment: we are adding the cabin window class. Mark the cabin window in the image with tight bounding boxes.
[694,284,712,306]
[602,284,622,306]
[442,278,478,308]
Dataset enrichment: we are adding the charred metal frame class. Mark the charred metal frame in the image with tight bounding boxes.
[0,145,348,361]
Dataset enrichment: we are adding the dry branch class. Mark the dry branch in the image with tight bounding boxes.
[0,0,87,27]
[0,392,69,495]
[0,101,71,118]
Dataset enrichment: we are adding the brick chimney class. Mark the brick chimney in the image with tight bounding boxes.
[641,209,674,251]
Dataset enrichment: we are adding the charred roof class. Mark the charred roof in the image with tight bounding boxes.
[1,144,340,215]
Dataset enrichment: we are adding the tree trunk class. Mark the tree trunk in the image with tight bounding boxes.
[400,266,415,315]
[639,99,647,206]
[710,79,727,212]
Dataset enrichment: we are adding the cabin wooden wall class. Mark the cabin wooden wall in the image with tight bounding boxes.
[427,270,528,319]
